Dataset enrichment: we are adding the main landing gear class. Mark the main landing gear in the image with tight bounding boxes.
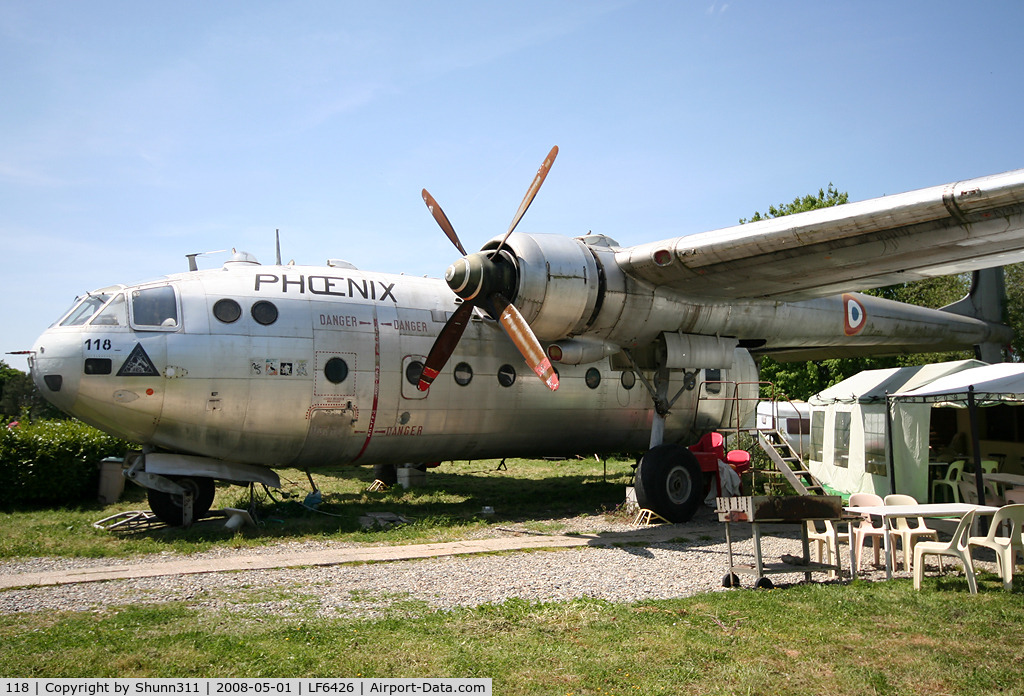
[634,444,704,523]
[623,347,705,523]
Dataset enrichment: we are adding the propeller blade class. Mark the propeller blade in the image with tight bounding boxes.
[422,189,467,256]
[493,145,558,257]
[417,301,476,391]
[491,294,558,391]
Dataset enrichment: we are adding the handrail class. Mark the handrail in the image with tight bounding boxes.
[692,379,771,442]
[692,380,808,462]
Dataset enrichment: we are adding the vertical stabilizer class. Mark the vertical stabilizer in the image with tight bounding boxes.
[940,267,1008,362]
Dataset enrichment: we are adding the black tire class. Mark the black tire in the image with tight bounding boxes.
[755,577,775,590]
[373,463,398,486]
[722,573,741,588]
[634,444,704,523]
[147,476,216,526]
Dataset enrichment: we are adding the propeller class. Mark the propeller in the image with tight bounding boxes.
[418,147,560,392]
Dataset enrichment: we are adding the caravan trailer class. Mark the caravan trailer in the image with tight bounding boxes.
[756,401,811,460]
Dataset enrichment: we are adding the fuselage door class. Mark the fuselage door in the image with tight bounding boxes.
[401,354,428,400]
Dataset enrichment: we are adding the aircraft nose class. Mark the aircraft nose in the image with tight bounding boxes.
[31,330,82,414]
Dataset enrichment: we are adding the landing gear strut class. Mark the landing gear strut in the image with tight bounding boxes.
[623,347,704,523]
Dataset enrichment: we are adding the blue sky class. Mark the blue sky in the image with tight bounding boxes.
[4,1,1024,370]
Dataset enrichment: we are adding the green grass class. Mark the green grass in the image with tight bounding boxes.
[0,457,636,559]
[5,454,1024,692]
[1,578,1023,694]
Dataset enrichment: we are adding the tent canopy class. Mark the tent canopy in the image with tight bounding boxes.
[891,362,1024,405]
[810,360,986,406]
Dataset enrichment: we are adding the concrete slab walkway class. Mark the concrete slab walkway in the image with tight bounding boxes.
[0,525,696,591]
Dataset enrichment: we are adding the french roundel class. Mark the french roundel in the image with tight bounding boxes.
[843,294,867,336]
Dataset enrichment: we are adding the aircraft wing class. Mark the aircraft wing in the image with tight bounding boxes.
[615,169,1024,302]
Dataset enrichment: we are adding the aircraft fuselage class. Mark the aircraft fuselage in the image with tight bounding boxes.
[31,258,756,468]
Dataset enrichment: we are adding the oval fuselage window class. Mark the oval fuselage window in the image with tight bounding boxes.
[213,299,242,323]
[252,300,279,326]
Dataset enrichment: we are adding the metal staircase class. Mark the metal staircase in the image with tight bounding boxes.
[756,428,825,496]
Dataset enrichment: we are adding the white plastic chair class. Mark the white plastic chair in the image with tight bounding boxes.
[959,479,1004,509]
[806,520,849,577]
[849,493,886,570]
[883,494,938,574]
[913,510,978,594]
[1005,489,1024,505]
[962,462,1005,503]
[957,481,986,536]
[969,504,1024,591]
[932,460,964,503]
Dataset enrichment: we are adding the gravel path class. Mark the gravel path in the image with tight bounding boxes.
[0,506,987,618]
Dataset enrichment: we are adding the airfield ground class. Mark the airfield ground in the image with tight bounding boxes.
[0,501,999,617]
[2,459,1022,693]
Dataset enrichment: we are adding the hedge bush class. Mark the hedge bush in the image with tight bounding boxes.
[0,420,129,506]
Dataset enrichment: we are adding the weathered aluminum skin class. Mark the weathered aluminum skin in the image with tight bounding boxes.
[31,262,757,467]
[618,168,1024,301]
[28,166,1024,473]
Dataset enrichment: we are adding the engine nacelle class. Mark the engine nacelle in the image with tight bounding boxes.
[483,233,601,341]
[547,337,620,365]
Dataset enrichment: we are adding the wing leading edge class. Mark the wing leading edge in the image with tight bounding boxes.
[616,168,1024,302]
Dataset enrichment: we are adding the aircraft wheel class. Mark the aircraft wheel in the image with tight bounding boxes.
[373,463,398,486]
[147,476,216,527]
[634,444,704,523]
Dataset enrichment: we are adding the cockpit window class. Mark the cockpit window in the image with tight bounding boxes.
[60,294,112,327]
[89,294,126,326]
[131,286,178,328]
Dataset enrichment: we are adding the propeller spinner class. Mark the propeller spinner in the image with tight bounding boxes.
[418,146,560,392]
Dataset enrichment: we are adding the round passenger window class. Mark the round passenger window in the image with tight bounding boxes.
[620,371,636,390]
[251,300,278,326]
[406,360,424,386]
[497,364,516,388]
[585,367,601,390]
[454,362,473,386]
[213,299,241,324]
[324,357,349,384]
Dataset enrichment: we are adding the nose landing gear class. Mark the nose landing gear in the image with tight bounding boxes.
[146,475,215,527]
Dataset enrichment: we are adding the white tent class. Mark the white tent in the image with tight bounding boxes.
[808,360,986,501]
[892,362,1024,404]
[890,362,1024,502]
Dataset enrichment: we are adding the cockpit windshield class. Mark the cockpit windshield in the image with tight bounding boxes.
[59,294,112,327]
[90,293,126,326]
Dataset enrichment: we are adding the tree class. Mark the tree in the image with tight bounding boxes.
[739,184,848,224]
[0,361,65,422]
[1003,264,1024,359]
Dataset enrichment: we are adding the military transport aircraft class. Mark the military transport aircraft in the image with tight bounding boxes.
[25,147,1024,525]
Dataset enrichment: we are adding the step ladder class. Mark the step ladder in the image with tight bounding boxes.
[757,429,825,496]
